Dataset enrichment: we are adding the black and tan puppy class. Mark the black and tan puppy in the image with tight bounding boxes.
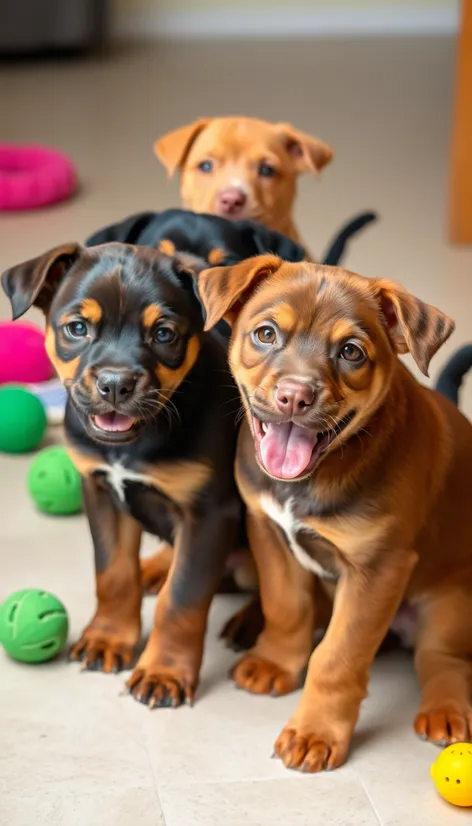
[2,243,242,707]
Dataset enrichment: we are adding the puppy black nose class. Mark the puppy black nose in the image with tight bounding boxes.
[96,370,137,405]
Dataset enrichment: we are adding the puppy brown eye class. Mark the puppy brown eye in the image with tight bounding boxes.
[198,160,213,173]
[65,320,88,339]
[255,325,276,344]
[154,326,176,344]
[258,162,276,177]
[340,343,365,362]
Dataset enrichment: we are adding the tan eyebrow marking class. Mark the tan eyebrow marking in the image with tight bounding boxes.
[273,302,297,330]
[330,319,358,343]
[80,298,102,325]
[142,304,163,328]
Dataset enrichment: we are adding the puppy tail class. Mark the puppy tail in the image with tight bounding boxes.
[321,211,377,267]
[435,344,472,406]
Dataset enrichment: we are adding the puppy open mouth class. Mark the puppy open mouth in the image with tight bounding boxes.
[252,412,355,480]
[90,412,139,439]
[93,412,137,432]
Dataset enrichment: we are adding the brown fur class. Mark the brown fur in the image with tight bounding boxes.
[154,116,333,245]
[197,255,472,772]
[69,491,143,673]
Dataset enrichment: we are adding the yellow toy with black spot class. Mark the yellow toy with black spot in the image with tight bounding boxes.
[431,743,472,807]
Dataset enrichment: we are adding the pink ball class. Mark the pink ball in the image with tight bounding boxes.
[0,322,54,385]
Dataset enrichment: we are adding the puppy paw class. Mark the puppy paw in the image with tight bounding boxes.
[127,666,195,708]
[70,628,137,674]
[140,552,171,595]
[220,598,264,651]
[231,654,299,696]
[414,703,472,745]
[274,724,348,773]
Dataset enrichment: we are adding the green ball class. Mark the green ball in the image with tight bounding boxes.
[0,386,47,453]
[0,589,69,663]
[27,446,83,515]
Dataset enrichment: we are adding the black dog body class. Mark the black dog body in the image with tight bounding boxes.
[86,207,377,270]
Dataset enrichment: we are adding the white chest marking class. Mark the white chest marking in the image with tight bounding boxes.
[99,462,154,502]
[260,493,330,578]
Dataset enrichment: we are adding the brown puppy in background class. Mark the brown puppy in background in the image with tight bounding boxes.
[155,116,333,246]
[197,255,472,772]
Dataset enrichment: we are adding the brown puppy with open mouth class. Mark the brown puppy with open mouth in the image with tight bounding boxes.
[155,116,333,246]
[197,255,472,772]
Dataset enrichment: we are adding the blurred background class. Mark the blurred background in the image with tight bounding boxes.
[0,0,470,411]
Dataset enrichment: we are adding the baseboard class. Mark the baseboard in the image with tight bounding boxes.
[112,3,459,40]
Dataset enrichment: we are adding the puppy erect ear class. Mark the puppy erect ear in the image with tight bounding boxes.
[1,243,81,320]
[198,254,282,331]
[154,119,211,177]
[275,123,333,174]
[372,280,455,377]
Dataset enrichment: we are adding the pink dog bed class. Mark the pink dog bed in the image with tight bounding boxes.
[0,144,77,211]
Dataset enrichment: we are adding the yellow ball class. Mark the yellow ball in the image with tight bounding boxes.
[431,743,472,807]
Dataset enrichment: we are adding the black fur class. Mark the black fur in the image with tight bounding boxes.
[86,207,377,269]
[435,344,472,406]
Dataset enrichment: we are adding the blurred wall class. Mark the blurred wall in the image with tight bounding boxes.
[112,0,455,11]
[112,0,458,38]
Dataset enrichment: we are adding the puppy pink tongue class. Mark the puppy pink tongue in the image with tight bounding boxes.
[260,422,318,479]
[94,412,136,432]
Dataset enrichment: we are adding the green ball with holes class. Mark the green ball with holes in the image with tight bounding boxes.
[0,589,69,663]
[27,446,83,515]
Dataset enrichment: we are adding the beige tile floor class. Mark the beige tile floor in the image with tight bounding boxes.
[1,36,471,826]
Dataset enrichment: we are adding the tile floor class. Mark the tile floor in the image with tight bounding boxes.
[0,36,471,826]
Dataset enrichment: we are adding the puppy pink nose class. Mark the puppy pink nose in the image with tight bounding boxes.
[218,187,247,216]
[275,380,315,416]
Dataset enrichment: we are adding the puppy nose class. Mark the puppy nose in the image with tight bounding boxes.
[275,380,316,416]
[218,187,247,216]
[96,369,137,405]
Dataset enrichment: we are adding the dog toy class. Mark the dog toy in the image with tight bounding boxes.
[0,386,47,453]
[0,321,54,385]
[0,589,68,663]
[431,743,472,807]
[0,144,77,211]
[435,344,472,406]
[27,446,82,515]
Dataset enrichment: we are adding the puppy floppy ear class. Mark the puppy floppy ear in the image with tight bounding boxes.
[197,254,282,331]
[168,252,209,324]
[372,280,455,377]
[275,123,333,174]
[154,118,211,177]
[1,243,82,321]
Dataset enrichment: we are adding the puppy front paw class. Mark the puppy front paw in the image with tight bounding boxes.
[274,723,349,773]
[414,703,472,745]
[70,624,138,673]
[231,654,299,696]
[127,666,195,708]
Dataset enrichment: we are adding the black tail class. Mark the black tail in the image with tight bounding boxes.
[435,345,472,406]
[321,211,377,267]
